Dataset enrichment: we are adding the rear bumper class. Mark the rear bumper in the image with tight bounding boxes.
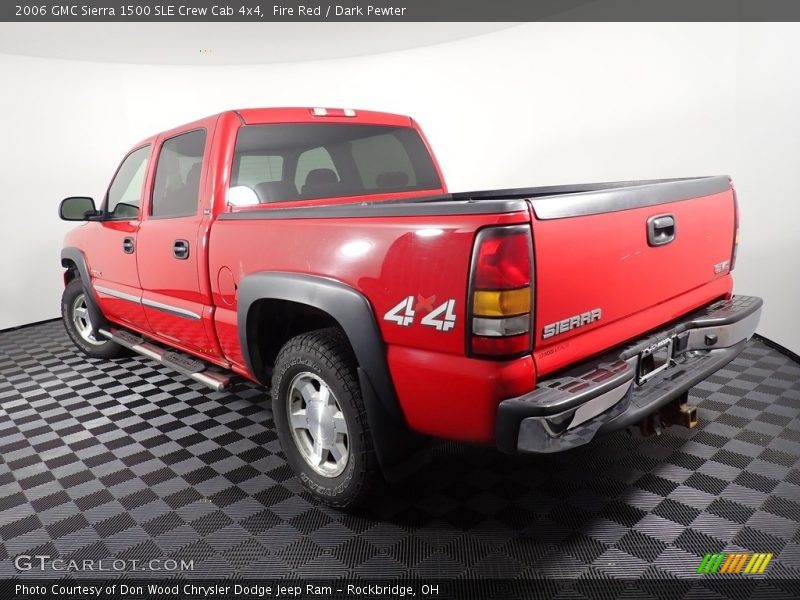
[496,295,763,454]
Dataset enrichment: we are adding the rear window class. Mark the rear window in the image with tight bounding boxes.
[237,155,284,187]
[228,124,441,205]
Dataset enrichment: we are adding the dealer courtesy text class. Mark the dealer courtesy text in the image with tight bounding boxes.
[17,583,419,597]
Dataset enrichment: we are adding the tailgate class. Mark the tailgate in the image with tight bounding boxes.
[529,176,736,376]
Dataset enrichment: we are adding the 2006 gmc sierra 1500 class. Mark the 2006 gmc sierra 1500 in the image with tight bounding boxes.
[59,107,762,508]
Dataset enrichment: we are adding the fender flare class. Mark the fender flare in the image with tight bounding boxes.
[237,272,402,422]
[237,272,424,476]
[60,247,109,335]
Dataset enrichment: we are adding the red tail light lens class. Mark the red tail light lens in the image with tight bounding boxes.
[469,225,533,358]
[471,333,531,356]
[473,230,532,289]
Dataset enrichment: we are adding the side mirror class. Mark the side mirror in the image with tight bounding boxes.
[59,197,99,221]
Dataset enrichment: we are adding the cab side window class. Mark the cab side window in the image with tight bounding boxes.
[106,145,150,219]
[151,129,207,219]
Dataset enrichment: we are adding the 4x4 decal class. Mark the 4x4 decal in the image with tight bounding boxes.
[384,295,457,332]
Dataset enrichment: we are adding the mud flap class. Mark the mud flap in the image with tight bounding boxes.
[358,367,430,482]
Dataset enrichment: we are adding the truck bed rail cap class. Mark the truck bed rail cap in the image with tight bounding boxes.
[218,199,529,220]
[531,175,730,220]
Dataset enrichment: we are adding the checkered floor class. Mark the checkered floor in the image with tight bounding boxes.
[0,320,799,584]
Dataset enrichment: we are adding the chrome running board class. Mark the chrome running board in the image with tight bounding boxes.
[98,328,230,392]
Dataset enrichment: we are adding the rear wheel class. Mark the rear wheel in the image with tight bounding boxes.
[271,328,379,509]
[61,278,125,359]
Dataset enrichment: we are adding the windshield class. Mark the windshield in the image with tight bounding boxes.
[228,124,441,205]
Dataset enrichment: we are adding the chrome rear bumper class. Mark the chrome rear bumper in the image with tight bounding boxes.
[495,295,763,454]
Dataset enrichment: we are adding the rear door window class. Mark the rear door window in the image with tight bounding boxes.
[151,129,207,218]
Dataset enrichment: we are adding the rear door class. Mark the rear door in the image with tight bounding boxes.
[136,125,220,358]
[530,179,736,375]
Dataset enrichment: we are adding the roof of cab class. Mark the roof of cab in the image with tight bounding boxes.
[131,108,415,149]
[233,107,413,127]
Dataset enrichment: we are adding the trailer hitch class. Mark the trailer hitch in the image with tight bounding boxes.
[637,392,698,437]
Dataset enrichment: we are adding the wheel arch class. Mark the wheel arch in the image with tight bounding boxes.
[60,247,109,334]
[237,272,423,476]
[238,272,401,421]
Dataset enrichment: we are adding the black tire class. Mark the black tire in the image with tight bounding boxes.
[61,278,125,359]
[271,327,379,509]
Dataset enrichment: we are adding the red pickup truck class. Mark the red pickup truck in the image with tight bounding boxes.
[59,107,762,508]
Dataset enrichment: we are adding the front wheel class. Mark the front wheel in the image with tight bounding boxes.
[271,328,379,509]
[61,278,125,359]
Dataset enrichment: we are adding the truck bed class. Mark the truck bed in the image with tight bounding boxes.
[220,176,730,220]
[219,176,735,377]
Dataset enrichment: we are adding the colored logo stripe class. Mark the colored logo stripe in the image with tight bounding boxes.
[697,553,773,574]
[697,553,725,574]
[744,553,773,574]
[719,553,738,573]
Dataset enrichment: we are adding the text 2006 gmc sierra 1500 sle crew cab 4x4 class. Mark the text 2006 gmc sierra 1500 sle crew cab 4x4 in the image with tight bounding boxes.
[59,107,762,508]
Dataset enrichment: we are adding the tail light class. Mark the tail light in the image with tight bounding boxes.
[468,225,533,358]
[730,185,740,271]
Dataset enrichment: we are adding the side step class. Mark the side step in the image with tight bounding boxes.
[98,328,231,392]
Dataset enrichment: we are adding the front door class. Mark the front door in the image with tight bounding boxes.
[89,145,151,332]
[136,128,217,357]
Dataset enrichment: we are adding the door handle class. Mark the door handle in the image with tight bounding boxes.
[122,237,135,254]
[647,214,676,246]
[173,239,190,260]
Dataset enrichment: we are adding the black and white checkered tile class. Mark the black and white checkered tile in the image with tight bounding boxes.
[0,321,799,583]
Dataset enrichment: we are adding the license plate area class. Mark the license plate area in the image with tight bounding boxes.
[637,336,674,385]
